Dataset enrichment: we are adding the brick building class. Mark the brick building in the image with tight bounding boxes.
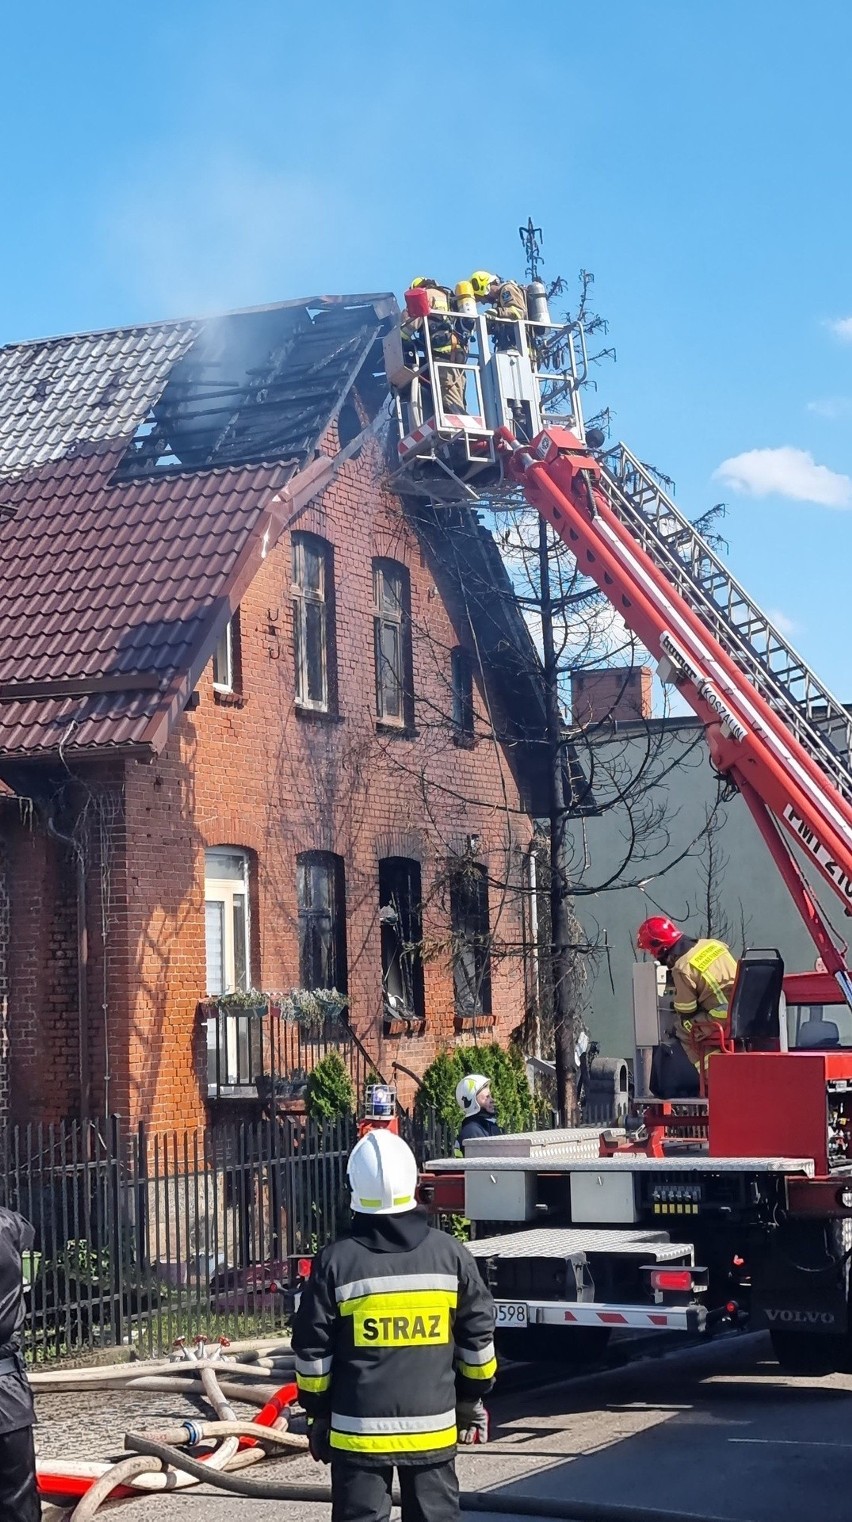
[0,295,560,1130]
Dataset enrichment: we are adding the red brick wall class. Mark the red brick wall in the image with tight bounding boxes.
[120,427,532,1128]
[571,666,653,726]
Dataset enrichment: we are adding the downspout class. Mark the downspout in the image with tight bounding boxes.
[44,808,90,1128]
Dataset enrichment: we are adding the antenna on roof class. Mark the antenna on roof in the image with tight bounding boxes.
[519,217,544,282]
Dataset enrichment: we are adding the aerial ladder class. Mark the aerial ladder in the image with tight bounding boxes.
[385,290,852,1008]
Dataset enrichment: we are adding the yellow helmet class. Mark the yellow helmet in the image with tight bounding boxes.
[410,276,428,288]
[470,270,496,298]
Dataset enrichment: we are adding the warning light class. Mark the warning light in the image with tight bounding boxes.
[297,1257,313,1280]
[732,1255,745,1268]
[726,1300,738,1316]
[649,1269,693,1293]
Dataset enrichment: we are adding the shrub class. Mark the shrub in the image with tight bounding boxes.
[305,1051,355,1123]
[415,1043,535,1134]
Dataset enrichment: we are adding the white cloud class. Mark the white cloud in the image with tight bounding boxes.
[766,608,799,637]
[825,317,852,343]
[806,396,852,421]
[714,446,852,509]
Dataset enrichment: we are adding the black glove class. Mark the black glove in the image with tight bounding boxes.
[456,1400,489,1445]
[308,1415,331,1464]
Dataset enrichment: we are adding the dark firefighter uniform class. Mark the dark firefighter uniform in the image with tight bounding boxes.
[671,937,738,1066]
[293,1208,496,1522]
[0,1208,39,1522]
[458,1111,502,1151]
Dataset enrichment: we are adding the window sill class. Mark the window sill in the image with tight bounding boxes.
[295,705,344,724]
[454,1012,496,1034]
[383,1015,426,1039]
[214,690,247,708]
[375,721,418,740]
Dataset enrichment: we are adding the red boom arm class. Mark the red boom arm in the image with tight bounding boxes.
[499,427,852,997]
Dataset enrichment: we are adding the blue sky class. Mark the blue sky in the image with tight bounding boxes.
[3,0,851,699]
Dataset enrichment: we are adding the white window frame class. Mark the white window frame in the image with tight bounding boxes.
[292,534,330,712]
[212,619,234,694]
[205,848,251,1089]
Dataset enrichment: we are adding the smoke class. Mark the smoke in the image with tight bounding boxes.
[102,150,363,318]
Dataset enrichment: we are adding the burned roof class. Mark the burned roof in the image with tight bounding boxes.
[0,295,395,761]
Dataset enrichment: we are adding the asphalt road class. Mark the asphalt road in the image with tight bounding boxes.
[35,1333,852,1522]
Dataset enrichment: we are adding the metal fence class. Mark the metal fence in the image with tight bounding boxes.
[0,1110,457,1365]
[204,1005,380,1106]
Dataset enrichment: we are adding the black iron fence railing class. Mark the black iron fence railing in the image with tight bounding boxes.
[202,1004,382,1107]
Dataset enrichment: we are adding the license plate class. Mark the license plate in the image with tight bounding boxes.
[495,1301,527,1327]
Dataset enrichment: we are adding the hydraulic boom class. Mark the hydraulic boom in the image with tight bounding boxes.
[497,426,852,1005]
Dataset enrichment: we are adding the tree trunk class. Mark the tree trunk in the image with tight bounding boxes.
[538,517,577,1126]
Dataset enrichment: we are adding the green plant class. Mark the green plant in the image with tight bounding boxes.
[415,1043,536,1134]
[279,987,349,1031]
[305,1050,356,1122]
[213,987,268,1011]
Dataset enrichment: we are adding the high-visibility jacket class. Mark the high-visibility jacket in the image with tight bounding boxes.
[292,1210,496,1465]
[671,938,738,1029]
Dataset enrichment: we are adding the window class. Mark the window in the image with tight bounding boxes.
[373,559,413,726]
[292,533,333,711]
[451,647,475,739]
[205,849,250,994]
[379,858,425,1023]
[297,852,348,992]
[212,619,235,693]
[450,863,492,1018]
[204,848,251,1091]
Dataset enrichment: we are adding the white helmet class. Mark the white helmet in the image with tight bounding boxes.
[347,1129,418,1215]
[456,1073,490,1117]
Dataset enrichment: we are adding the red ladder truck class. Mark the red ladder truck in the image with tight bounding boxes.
[387,282,852,1375]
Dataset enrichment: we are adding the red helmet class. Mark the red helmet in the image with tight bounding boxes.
[636,916,682,955]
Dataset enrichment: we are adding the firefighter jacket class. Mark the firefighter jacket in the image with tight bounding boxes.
[491,280,527,323]
[0,1209,35,1436]
[457,1112,502,1153]
[292,1208,496,1466]
[671,938,738,1027]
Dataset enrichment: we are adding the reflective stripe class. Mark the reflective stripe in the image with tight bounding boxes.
[357,1195,412,1209]
[332,1409,456,1435]
[329,1427,457,1454]
[297,1372,332,1393]
[457,1355,497,1381]
[455,1341,495,1367]
[335,1274,458,1304]
[673,1000,699,1015]
[295,1355,333,1377]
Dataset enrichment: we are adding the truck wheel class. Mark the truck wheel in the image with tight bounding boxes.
[770,1328,844,1375]
[496,1325,611,1366]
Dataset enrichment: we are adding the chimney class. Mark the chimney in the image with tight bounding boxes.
[571,665,653,727]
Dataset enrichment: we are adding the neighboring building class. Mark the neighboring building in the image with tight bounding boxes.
[0,296,561,1131]
[569,674,842,1060]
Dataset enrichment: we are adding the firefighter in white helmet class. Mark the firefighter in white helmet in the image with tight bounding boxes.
[455,1073,502,1152]
[293,1129,496,1522]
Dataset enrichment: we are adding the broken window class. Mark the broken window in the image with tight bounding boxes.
[373,559,413,726]
[292,534,333,710]
[450,863,493,1018]
[297,852,348,992]
[379,858,425,1024]
[451,647,475,739]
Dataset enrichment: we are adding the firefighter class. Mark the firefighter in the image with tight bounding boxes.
[406,278,468,417]
[469,272,527,351]
[455,1074,502,1152]
[293,1129,496,1522]
[636,916,738,1068]
[0,1207,39,1522]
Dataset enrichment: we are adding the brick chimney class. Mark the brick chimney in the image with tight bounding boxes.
[571,665,653,727]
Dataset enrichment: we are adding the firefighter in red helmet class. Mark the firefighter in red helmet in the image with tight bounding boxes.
[636,916,738,1069]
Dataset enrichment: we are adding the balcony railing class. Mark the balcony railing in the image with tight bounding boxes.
[202,1003,381,1107]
